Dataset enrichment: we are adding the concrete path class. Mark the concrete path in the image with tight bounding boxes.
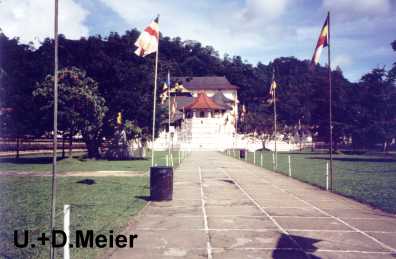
[107,152,396,259]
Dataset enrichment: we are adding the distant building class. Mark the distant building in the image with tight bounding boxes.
[156,76,239,151]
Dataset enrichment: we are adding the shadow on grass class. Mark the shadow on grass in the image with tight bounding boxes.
[306,157,396,163]
[272,234,321,259]
[134,195,151,201]
[76,179,96,185]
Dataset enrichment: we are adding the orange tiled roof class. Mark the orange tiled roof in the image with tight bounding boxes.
[184,92,225,110]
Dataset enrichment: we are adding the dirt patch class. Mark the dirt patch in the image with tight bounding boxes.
[0,170,147,177]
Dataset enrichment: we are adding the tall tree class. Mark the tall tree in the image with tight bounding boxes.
[0,34,43,157]
[33,67,107,158]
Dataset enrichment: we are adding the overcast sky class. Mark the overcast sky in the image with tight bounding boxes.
[1,0,395,82]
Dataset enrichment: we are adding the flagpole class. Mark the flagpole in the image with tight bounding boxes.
[274,83,277,169]
[272,68,278,170]
[168,71,171,160]
[327,11,333,191]
[49,0,59,258]
[151,15,160,167]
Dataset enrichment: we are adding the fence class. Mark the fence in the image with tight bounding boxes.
[0,137,86,152]
[163,149,191,167]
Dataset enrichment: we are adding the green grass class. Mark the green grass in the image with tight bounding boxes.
[225,150,396,214]
[0,150,190,258]
[0,150,187,173]
[0,176,149,258]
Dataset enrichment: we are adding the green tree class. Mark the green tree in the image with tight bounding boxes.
[0,33,43,157]
[350,68,396,151]
[33,67,107,158]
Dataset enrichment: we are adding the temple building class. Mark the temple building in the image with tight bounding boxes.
[156,76,239,151]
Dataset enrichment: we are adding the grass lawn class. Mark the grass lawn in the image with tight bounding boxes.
[226,150,396,214]
[0,150,186,173]
[0,176,148,258]
[0,150,189,258]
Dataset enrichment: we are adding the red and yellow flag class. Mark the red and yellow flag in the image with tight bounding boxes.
[311,14,329,65]
[134,16,159,57]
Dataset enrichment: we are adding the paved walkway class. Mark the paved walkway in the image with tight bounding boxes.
[108,152,396,259]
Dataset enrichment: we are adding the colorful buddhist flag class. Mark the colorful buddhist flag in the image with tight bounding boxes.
[311,14,329,65]
[160,82,168,104]
[170,97,177,118]
[134,16,159,57]
[269,80,277,97]
[116,112,122,125]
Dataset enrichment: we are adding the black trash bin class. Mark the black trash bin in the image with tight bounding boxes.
[240,149,246,159]
[150,166,173,201]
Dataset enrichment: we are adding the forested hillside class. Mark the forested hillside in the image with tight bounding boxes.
[1,29,395,155]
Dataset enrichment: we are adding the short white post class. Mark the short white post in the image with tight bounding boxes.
[253,151,256,164]
[272,152,275,170]
[64,204,70,259]
[178,150,181,165]
[288,155,292,177]
[260,153,263,167]
[166,154,169,166]
[326,162,329,191]
[171,153,174,167]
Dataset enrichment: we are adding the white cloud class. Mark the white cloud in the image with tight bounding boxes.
[323,0,392,20]
[0,0,89,46]
[296,26,319,42]
[240,0,288,22]
[98,0,292,57]
[333,54,353,69]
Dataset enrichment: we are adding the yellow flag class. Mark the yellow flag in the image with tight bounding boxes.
[117,112,122,125]
[269,80,277,96]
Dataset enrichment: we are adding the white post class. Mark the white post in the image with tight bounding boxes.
[260,153,263,167]
[253,151,256,165]
[64,204,70,259]
[166,154,168,166]
[272,152,275,170]
[288,155,292,177]
[326,162,329,191]
[171,153,174,167]
[178,150,181,165]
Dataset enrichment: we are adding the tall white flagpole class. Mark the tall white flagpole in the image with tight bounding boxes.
[167,71,171,161]
[151,15,160,166]
[272,68,278,170]
[49,0,59,258]
[274,83,277,169]
[327,11,333,191]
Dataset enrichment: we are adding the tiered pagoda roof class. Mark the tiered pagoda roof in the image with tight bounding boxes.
[184,92,225,110]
